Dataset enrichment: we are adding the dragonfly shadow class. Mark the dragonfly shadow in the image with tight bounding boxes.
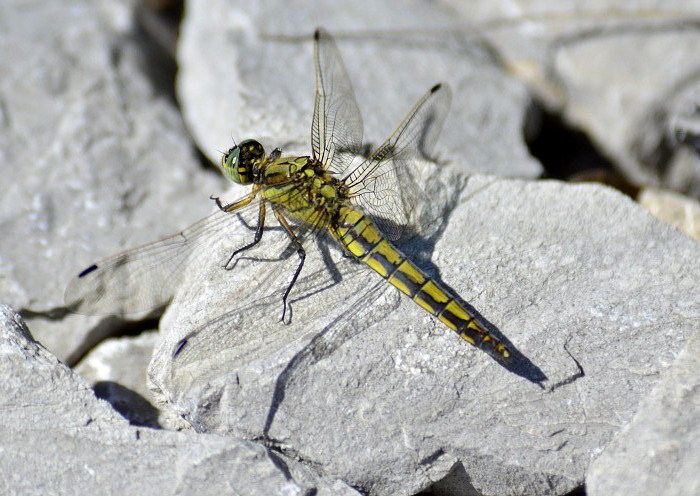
[402,177,547,384]
[261,273,545,441]
[170,231,359,364]
[262,278,386,438]
[262,274,546,439]
[93,380,161,428]
[437,293,546,385]
[395,169,465,265]
[223,225,346,325]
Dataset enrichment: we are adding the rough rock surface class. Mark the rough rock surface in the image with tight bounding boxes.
[443,0,700,194]
[587,329,700,496]
[0,0,224,363]
[148,176,700,496]
[177,0,542,178]
[0,304,358,495]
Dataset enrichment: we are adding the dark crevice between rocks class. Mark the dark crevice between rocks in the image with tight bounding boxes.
[564,485,587,496]
[419,466,586,496]
[259,439,368,495]
[193,144,221,173]
[66,315,162,367]
[525,99,640,198]
[22,308,164,427]
[131,0,183,104]
[416,461,478,496]
[129,0,220,173]
[22,306,161,368]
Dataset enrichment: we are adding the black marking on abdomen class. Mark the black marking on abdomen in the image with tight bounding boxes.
[388,268,422,297]
[370,250,399,278]
[439,306,474,330]
[341,215,369,242]
[415,282,449,316]
[350,226,381,255]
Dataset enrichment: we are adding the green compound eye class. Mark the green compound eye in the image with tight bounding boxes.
[221,140,264,185]
[222,146,244,184]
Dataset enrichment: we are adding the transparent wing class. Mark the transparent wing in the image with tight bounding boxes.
[65,187,320,317]
[311,28,363,176]
[344,83,452,240]
[169,240,369,369]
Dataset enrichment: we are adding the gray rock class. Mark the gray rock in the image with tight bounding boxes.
[0,0,224,362]
[176,0,542,178]
[666,145,700,199]
[445,1,700,194]
[0,304,357,495]
[551,25,700,190]
[147,175,700,495]
[5,1,698,493]
[587,329,700,496]
[75,331,187,429]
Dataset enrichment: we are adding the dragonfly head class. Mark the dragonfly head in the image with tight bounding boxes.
[221,139,265,184]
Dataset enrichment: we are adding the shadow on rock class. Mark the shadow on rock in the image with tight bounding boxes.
[93,381,161,428]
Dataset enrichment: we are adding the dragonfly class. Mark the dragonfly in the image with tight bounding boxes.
[65,28,511,363]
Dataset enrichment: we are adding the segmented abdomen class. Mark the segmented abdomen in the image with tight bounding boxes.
[330,207,510,361]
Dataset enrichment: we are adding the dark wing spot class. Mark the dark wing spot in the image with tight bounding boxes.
[430,83,442,93]
[173,338,188,358]
[78,264,98,278]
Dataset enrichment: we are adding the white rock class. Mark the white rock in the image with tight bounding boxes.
[177,0,542,178]
[587,329,700,496]
[0,304,351,495]
[0,0,224,361]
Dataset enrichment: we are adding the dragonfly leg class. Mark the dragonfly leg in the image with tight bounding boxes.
[210,186,259,213]
[271,205,305,323]
[210,194,226,211]
[224,200,267,269]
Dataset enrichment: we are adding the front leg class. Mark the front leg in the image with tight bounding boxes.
[224,199,267,269]
[211,185,259,213]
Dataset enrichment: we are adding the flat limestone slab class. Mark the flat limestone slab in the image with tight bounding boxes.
[147,175,700,495]
[586,329,700,496]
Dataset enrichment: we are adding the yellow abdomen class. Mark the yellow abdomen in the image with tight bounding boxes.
[329,206,510,361]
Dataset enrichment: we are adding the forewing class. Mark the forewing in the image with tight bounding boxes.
[311,28,363,176]
[169,236,373,370]
[344,83,452,240]
[65,195,266,316]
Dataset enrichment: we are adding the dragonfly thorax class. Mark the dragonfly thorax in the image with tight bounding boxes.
[260,156,350,227]
[222,139,265,185]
